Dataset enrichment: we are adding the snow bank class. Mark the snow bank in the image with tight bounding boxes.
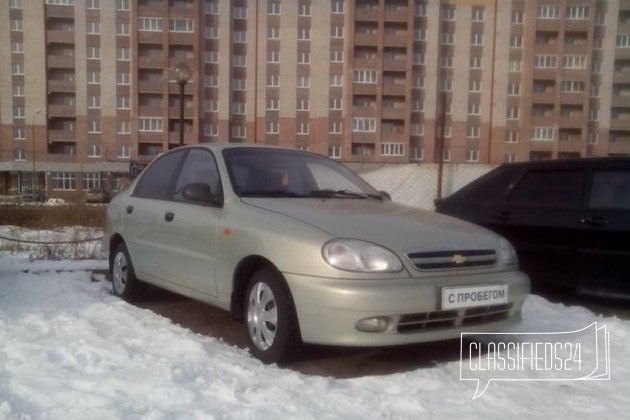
[0,257,629,419]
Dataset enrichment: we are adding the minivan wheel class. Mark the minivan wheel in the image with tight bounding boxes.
[245,268,299,364]
[111,243,144,301]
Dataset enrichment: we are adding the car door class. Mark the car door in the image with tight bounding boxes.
[577,166,630,293]
[156,148,223,297]
[491,169,586,288]
[125,150,186,280]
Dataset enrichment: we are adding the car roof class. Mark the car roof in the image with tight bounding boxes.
[499,157,630,170]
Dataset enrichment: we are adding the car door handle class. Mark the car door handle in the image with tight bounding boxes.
[581,216,608,227]
[164,212,175,222]
[126,205,133,214]
[492,211,511,222]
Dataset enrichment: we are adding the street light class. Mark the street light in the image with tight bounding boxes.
[173,62,191,147]
[31,109,42,198]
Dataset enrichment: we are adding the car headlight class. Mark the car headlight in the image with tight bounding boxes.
[498,238,518,267]
[322,239,403,273]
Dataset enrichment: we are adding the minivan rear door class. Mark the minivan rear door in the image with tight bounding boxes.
[578,167,630,293]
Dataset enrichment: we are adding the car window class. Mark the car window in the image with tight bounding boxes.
[133,151,185,200]
[507,170,585,209]
[460,166,521,203]
[589,170,630,209]
[174,149,222,202]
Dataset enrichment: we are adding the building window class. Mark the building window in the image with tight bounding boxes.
[536,5,560,19]
[563,55,587,69]
[442,32,454,45]
[117,144,130,158]
[205,27,218,39]
[13,107,25,119]
[267,50,279,63]
[381,143,404,156]
[232,125,246,139]
[87,72,101,84]
[413,76,425,89]
[10,0,22,8]
[87,21,100,35]
[117,121,130,134]
[12,85,24,97]
[588,131,599,145]
[331,26,344,38]
[233,54,246,67]
[508,83,520,95]
[298,99,310,111]
[470,56,482,69]
[353,69,377,84]
[413,53,425,65]
[470,79,481,92]
[117,72,130,85]
[467,126,480,138]
[205,51,219,63]
[509,60,522,72]
[442,149,451,161]
[505,130,519,143]
[331,74,342,87]
[442,5,455,21]
[232,78,246,91]
[616,34,630,48]
[414,29,426,41]
[330,50,343,63]
[531,127,554,141]
[88,96,101,109]
[205,0,218,14]
[411,147,423,161]
[511,10,523,24]
[83,172,101,190]
[204,100,218,112]
[204,76,218,87]
[13,127,25,140]
[566,6,589,19]
[266,121,279,134]
[232,102,245,115]
[504,153,519,163]
[299,2,311,16]
[234,6,247,19]
[506,106,519,120]
[13,149,26,162]
[87,145,102,158]
[117,97,130,109]
[52,172,77,191]
[298,75,310,88]
[466,149,479,162]
[415,2,427,17]
[117,48,130,61]
[534,54,557,68]
[11,42,23,53]
[352,118,376,132]
[267,74,279,87]
[590,83,600,97]
[328,145,341,159]
[332,0,344,13]
[329,98,341,110]
[471,33,483,46]
[297,122,309,135]
[510,35,522,48]
[468,103,480,115]
[472,6,484,22]
[268,1,280,15]
[561,80,585,93]
[11,19,23,31]
[46,0,74,5]
[88,120,101,133]
[169,19,194,33]
[298,51,310,64]
[440,79,452,92]
[139,117,163,132]
[412,100,424,112]
[139,18,162,32]
[87,46,100,60]
[267,98,279,110]
[204,124,218,136]
[86,0,99,9]
[298,28,310,41]
[411,123,424,135]
[233,31,246,43]
[329,121,342,134]
[116,0,129,10]
[267,26,280,39]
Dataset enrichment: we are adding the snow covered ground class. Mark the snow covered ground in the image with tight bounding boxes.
[1,228,629,419]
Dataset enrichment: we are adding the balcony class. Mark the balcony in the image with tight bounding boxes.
[352,107,377,118]
[558,116,584,129]
[354,33,378,46]
[47,55,75,69]
[615,48,630,60]
[168,133,194,144]
[533,68,558,80]
[139,106,163,117]
[353,58,378,69]
[612,95,630,107]
[47,79,75,93]
[138,131,164,143]
[168,107,194,118]
[384,8,409,22]
[380,131,406,142]
[46,30,74,44]
[383,34,408,47]
[382,107,407,120]
[138,31,163,44]
[47,129,75,142]
[383,59,407,71]
[536,19,561,32]
[47,104,75,118]
[382,83,406,96]
[613,69,630,83]
[139,80,164,93]
[45,5,74,19]
[559,93,587,105]
[532,91,556,103]
[356,8,378,21]
[169,31,194,45]
[138,56,164,68]
[564,20,590,32]
[610,118,630,131]
[353,83,377,95]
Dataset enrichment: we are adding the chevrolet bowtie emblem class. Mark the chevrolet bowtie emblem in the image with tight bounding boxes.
[452,254,467,265]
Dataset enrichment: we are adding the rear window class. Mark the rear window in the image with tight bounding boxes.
[507,170,585,209]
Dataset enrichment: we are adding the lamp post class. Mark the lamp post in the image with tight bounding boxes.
[173,63,191,147]
[31,109,41,198]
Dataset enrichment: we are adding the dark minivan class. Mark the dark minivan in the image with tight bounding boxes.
[436,158,630,294]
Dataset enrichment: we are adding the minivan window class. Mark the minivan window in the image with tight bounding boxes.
[507,170,585,208]
[589,170,630,209]
[134,151,185,199]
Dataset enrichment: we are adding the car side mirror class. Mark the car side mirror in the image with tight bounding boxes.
[182,183,222,206]
[379,190,392,201]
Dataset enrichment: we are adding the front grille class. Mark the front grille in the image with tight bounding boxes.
[397,304,512,333]
[407,249,497,271]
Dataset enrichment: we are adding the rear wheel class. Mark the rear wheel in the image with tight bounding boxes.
[111,243,145,301]
[245,268,300,364]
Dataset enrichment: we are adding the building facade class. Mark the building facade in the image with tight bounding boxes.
[1,0,629,198]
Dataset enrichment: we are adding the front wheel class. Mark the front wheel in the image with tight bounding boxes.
[110,242,145,301]
[245,268,300,364]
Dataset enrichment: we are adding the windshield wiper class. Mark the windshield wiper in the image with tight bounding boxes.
[308,189,383,200]
[239,190,306,198]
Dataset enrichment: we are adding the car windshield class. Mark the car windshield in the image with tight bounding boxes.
[223,148,381,199]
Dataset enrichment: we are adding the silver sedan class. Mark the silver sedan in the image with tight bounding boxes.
[105,144,529,363]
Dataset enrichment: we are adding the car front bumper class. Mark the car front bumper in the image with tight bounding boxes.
[286,270,529,346]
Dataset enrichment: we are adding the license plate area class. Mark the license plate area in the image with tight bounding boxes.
[441,284,508,310]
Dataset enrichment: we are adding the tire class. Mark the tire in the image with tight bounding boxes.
[110,242,145,301]
[244,267,300,364]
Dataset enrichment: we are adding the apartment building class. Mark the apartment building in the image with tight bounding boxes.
[0,0,629,199]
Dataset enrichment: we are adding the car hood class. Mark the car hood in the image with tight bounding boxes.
[241,198,501,253]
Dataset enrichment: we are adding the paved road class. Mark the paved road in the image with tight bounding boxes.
[125,283,629,378]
